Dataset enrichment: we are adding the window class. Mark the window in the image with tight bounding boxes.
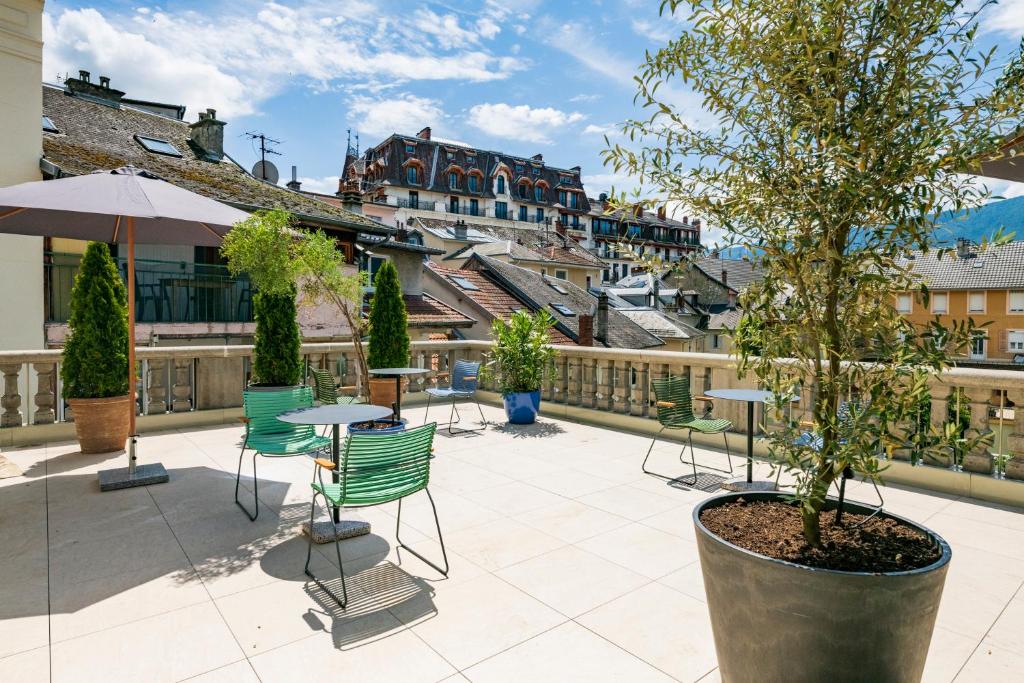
[548,281,569,294]
[535,208,544,223]
[407,166,418,184]
[450,276,479,291]
[449,197,459,213]
[712,334,722,349]
[42,115,59,133]
[135,135,181,157]
[515,163,524,174]
[603,269,610,282]
[495,201,508,219]
[931,292,948,314]
[896,293,912,314]
[468,175,479,192]
[970,333,986,358]
[1009,331,1024,352]
[1010,291,1024,313]
[447,150,455,160]
[449,172,459,190]
[518,183,529,199]
[534,186,544,202]
[554,270,568,280]
[469,199,479,216]
[408,191,419,209]
[497,176,506,194]
[586,276,592,289]
[405,144,415,154]
[550,303,575,316]
[968,292,985,313]
[466,155,475,165]
[570,193,579,209]
[532,166,540,175]
[518,206,527,221]
[558,190,567,205]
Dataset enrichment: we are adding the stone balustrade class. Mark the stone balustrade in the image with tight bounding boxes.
[2,341,1023,492]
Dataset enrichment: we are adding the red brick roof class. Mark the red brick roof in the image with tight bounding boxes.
[403,293,475,328]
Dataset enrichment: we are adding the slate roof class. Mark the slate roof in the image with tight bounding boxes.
[587,197,695,231]
[617,308,704,340]
[40,83,384,232]
[466,255,664,349]
[897,241,1024,290]
[694,257,764,292]
[403,294,475,329]
[416,218,499,244]
[425,262,574,344]
[706,307,742,331]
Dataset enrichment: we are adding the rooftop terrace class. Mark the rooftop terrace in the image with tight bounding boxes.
[2,402,1023,682]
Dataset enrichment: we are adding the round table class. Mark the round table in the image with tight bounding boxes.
[704,388,798,492]
[278,404,392,542]
[368,367,429,422]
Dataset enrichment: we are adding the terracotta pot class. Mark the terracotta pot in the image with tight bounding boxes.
[368,377,408,410]
[68,395,132,454]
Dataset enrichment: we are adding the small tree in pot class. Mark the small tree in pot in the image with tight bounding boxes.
[366,260,410,411]
[61,241,131,453]
[604,0,1022,680]
[485,310,556,424]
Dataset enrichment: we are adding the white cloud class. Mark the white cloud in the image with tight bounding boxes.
[466,103,584,144]
[43,3,525,120]
[297,175,340,194]
[984,0,1024,35]
[581,172,638,195]
[582,123,622,137]
[349,93,446,138]
[570,93,601,103]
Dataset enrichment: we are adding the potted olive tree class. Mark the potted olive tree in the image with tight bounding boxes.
[61,242,131,453]
[485,310,556,424]
[365,260,410,417]
[605,1,1022,680]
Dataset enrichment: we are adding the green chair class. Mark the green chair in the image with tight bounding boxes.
[309,367,364,406]
[305,422,448,607]
[642,375,734,484]
[236,387,331,521]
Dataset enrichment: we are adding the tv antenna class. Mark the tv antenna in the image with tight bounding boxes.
[243,131,282,182]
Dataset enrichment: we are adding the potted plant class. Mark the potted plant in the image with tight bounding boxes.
[485,310,556,424]
[606,1,1021,680]
[365,260,410,415]
[61,242,131,453]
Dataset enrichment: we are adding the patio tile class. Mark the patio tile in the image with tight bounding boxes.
[429,461,514,495]
[521,467,619,499]
[389,490,502,540]
[922,627,980,683]
[462,481,567,516]
[927,512,1024,561]
[984,592,1024,655]
[955,639,1024,682]
[443,517,566,571]
[577,522,699,579]
[389,573,565,670]
[941,499,1024,534]
[186,659,261,682]
[496,545,650,617]
[639,502,699,540]
[49,601,245,683]
[578,581,717,683]
[464,621,674,682]
[0,645,49,683]
[577,484,686,521]
[515,498,632,544]
[657,560,707,602]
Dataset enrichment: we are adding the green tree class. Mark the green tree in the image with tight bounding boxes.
[366,261,409,369]
[484,310,557,395]
[61,242,129,399]
[251,286,302,386]
[605,0,1021,545]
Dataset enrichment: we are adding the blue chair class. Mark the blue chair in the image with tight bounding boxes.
[423,359,486,434]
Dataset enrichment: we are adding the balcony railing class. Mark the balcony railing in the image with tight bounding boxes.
[3,341,1023,499]
[45,253,253,324]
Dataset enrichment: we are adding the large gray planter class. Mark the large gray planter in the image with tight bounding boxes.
[693,492,951,683]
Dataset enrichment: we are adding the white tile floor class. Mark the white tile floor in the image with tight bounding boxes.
[1,403,1023,682]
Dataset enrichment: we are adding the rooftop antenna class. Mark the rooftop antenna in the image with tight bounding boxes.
[243,131,282,182]
[355,132,360,157]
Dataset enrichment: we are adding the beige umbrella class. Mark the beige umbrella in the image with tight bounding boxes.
[0,166,249,489]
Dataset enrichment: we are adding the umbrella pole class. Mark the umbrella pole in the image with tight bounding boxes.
[98,216,168,491]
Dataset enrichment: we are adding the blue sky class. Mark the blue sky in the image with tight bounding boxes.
[41,0,1024,241]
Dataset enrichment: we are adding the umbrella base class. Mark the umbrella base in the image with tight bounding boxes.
[302,520,372,544]
[98,463,169,491]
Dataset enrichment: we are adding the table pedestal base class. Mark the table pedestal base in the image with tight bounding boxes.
[721,477,777,492]
[302,519,371,544]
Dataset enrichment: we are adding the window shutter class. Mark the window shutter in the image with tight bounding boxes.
[998,330,1008,353]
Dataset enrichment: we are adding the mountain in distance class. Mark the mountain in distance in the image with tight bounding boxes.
[934,195,1024,246]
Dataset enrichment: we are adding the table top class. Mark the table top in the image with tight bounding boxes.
[705,388,799,403]
[369,367,430,376]
[277,404,392,426]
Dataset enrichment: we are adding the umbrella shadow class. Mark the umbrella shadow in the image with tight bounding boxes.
[488,420,566,439]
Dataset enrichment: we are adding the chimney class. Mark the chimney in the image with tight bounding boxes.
[453,220,468,240]
[286,165,302,191]
[417,126,431,140]
[578,313,594,346]
[65,69,125,104]
[570,165,581,174]
[956,238,971,259]
[598,192,608,203]
[554,219,566,236]
[340,181,362,213]
[693,219,701,230]
[657,206,666,221]
[721,268,728,288]
[596,292,609,345]
[532,153,543,162]
[189,108,226,160]
[652,278,661,310]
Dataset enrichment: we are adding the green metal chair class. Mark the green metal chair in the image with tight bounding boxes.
[236,387,331,521]
[309,367,364,406]
[305,422,448,607]
[642,375,734,484]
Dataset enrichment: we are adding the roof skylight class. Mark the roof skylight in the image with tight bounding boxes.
[42,116,59,133]
[548,282,569,295]
[451,276,479,291]
[550,303,575,316]
[135,135,181,157]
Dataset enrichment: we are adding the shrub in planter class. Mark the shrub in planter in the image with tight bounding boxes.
[252,285,302,387]
[61,242,131,453]
[607,0,1020,680]
[484,310,556,424]
[366,260,410,409]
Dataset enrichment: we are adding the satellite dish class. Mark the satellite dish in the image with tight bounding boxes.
[252,160,279,184]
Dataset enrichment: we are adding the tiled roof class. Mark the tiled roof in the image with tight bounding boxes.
[897,241,1024,290]
[41,84,384,231]
[694,257,764,292]
[403,293,475,328]
[426,262,575,344]
[467,255,664,349]
[617,308,704,340]
[706,307,742,331]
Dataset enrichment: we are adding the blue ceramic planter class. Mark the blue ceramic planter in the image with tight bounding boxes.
[348,418,407,435]
[503,391,541,424]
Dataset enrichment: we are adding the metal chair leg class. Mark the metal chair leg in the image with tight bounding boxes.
[678,430,735,477]
[642,426,674,478]
[423,393,432,425]
[448,400,459,434]
[437,398,485,435]
[234,448,259,521]
[396,490,449,576]
[304,492,349,607]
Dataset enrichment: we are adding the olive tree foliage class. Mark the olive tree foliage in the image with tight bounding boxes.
[221,209,370,383]
[603,0,1023,545]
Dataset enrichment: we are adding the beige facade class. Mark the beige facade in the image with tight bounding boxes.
[0,0,45,353]
[899,289,1024,363]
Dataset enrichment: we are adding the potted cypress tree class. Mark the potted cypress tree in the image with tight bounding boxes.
[485,310,556,425]
[605,1,1023,680]
[61,242,131,453]
[366,260,410,416]
[249,285,302,389]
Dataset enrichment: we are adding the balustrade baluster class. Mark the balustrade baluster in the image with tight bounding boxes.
[631,361,648,417]
[172,358,192,412]
[581,358,596,409]
[32,362,56,425]
[568,356,583,406]
[1006,389,1024,481]
[147,358,168,414]
[616,360,632,414]
[962,386,992,474]
[1,363,23,427]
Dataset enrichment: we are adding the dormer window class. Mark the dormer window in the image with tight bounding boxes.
[558,190,567,205]
[534,186,544,202]
[449,171,460,189]
[466,154,476,165]
[135,135,181,157]
[515,163,524,174]
[532,166,541,176]
[468,175,479,192]
[497,175,506,194]
[405,144,415,154]
[407,166,419,184]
